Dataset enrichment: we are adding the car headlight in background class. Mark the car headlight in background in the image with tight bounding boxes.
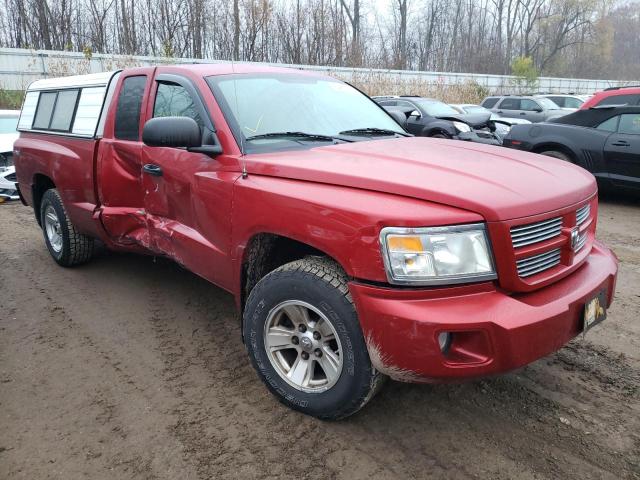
[380,224,497,285]
[452,121,472,133]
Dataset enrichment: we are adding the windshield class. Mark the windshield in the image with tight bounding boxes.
[536,97,561,110]
[0,116,19,134]
[207,74,405,152]
[413,99,460,117]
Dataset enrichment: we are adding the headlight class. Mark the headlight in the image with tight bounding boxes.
[452,121,471,133]
[380,224,497,285]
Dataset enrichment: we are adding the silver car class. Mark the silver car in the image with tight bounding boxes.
[480,96,573,123]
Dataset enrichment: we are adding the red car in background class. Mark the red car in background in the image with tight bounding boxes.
[581,85,640,109]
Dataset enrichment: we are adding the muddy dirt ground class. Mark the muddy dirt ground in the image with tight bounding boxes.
[1,195,639,480]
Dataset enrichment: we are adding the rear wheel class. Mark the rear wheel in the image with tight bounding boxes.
[40,189,94,267]
[243,256,384,420]
[539,150,572,162]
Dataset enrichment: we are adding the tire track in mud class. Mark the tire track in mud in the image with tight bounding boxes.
[145,277,352,479]
[3,202,640,480]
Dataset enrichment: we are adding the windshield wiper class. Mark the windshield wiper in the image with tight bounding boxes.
[245,131,351,143]
[339,127,410,137]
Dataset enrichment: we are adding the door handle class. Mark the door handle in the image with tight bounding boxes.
[611,141,630,147]
[143,164,163,176]
[497,111,503,114]
[519,112,526,115]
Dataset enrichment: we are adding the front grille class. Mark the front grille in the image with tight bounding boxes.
[576,204,590,226]
[510,217,562,248]
[509,202,594,281]
[516,248,562,277]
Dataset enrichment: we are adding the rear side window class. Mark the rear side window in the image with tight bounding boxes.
[114,76,147,141]
[50,90,79,131]
[482,97,499,108]
[32,89,80,132]
[153,82,203,126]
[564,97,583,108]
[520,99,539,111]
[618,114,640,135]
[547,96,564,107]
[597,94,640,107]
[597,116,619,132]
[499,98,520,110]
[32,92,57,129]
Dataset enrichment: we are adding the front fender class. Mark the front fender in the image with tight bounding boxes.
[230,174,483,293]
[421,120,456,137]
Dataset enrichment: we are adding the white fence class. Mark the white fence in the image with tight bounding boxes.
[0,47,634,94]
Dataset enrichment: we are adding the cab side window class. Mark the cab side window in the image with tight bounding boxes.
[114,76,147,141]
[153,82,203,127]
[618,114,640,135]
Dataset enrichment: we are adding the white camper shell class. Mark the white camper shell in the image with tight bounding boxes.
[18,71,121,138]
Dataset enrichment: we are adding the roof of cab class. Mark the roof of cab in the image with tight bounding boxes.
[158,62,325,78]
[26,62,325,92]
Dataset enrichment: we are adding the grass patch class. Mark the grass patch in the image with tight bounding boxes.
[0,89,24,110]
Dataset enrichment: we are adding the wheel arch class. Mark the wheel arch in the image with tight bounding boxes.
[238,232,348,331]
[32,173,56,225]
[531,142,579,163]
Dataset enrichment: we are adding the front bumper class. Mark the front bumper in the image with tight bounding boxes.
[350,241,618,383]
[456,131,502,146]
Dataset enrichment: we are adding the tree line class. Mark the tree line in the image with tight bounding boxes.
[1,0,639,80]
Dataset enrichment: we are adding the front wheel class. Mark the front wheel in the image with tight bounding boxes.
[243,256,384,420]
[40,189,94,267]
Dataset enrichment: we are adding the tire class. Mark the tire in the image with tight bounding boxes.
[243,256,384,420]
[539,150,572,162]
[40,188,94,267]
[430,132,450,139]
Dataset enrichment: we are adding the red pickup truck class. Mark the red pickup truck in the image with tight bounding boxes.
[13,64,618,419]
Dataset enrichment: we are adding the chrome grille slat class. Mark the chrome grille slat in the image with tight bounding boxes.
[516,249,561,268]
[516,249,562,277]
[511,221,562,239]
[510,217,562,235]
[576,204,590,226]
[510,217,562,248]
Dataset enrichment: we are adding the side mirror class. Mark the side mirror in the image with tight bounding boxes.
[410,109,421,118]
[533,107,543,112]
[143,116,202,148]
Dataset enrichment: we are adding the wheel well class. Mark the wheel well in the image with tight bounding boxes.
[32,174,56,225]
[532,143,576,162]
[240,233,342,315]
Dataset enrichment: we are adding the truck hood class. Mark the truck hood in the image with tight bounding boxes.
[243,137,596,222]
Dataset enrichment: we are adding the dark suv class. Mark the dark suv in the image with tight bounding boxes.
[481,95,571,122]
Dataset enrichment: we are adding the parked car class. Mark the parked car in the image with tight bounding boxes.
[449,104,531,141]
[374,96,501,145]
[481,95,572,122]
[503,106,640,192]
[541,94,589,109]
[0,110,20,200]
[581,85,640,109]
[14,66,617,419]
